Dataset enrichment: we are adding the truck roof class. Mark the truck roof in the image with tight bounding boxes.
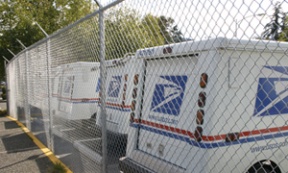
[63,61,99,67]
[136,37,288,58]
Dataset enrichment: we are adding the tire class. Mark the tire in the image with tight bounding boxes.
[248,161,280,173]
[255,165,273,173]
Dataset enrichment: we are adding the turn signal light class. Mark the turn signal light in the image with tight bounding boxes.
[198,92,206,107]
[123,84,127,91]
[225,133,239,142]
[163,47,173,54]
[130,112,135,123]
[122,93,126,100]
[196,109,204,125]
[131,100,136,111]
[194,126,203,142]
[200,73,208,88]
[132,88,137,98]
[134,74,139,85]
[121,101,125,108]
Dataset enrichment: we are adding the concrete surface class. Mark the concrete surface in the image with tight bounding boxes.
[0,101,7,111]
[0,116,55,173]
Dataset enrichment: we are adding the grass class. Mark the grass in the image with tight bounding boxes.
[0,109,7,117]
[48,162,67,173]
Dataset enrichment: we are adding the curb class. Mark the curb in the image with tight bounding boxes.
[6,116,73,173]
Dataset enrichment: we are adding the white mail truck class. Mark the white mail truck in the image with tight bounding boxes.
[74,55,144,169]
[51,61,101,138]
[119,38,288,173]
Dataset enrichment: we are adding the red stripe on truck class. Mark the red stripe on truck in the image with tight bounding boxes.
[134,118,288,142]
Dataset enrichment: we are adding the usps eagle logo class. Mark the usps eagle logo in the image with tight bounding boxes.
[151,75,188,116]
[254,66,288,116]
[108,76,121,98]
[96,78,101,92]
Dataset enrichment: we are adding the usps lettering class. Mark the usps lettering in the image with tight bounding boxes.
[254,66,288,116]
[108,76,122,98]
[151,75,188,116]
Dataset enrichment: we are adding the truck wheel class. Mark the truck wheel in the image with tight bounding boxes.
[253,164,274,173]
[248,161,280,173]
[256,167,272,173]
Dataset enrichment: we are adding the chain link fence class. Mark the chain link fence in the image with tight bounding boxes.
[5,0,288,172]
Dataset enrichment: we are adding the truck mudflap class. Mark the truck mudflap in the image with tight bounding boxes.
[119,157,154,173]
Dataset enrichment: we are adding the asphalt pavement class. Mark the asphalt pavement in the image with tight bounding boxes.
[0,115,55,173]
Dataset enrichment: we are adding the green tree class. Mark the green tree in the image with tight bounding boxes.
[158,16,184,43]
[104,8,167,60]
[0,0,94,80]
[261,2,286,40]
[141,14,165,46]
[55,0,92,27]
[103,9,185,59]
[0,0,93,51]
[105,8,145,60]
[278,15,288,41]
[1,86,6,100]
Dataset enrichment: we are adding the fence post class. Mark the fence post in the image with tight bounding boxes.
[24,49,31,130]
[98,4,108,173]
[46,38,54,151]
[3,58,9,116]
[96,1,124,172]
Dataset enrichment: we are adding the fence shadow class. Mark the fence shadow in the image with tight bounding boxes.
[4,121,19,129]
[17,106,26,126]
[1,132,36,153]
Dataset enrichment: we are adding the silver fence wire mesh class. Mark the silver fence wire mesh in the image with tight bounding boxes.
[5,0,288,172]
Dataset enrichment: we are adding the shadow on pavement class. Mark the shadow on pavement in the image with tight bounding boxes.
[0,117,55,173]
[30,105,49,147]
[0,150,54,173]
[2,132,37,153]
[4,121,19,129]
[17,106,26,126]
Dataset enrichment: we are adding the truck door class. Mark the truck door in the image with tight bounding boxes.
[136,56,198,169]
[105,62,126,133]
[58,73,74,113]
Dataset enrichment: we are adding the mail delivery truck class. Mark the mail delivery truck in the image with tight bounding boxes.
[52,62,100,121]
[120,38,288,173]
[74,55,144,169]
[95,56,143,134]
[51,61,101,138]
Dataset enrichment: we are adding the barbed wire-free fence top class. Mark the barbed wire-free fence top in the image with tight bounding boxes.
[5,0,288,173]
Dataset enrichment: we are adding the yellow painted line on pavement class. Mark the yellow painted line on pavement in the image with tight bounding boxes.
[6,116,73,173]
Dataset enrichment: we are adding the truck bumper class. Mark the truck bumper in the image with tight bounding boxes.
[119,157,154,173]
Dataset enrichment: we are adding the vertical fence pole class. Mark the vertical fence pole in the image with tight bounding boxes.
[98,6,108,173]
[32,21,53,151]
[17,41,31,130]
[3,57,9,116]
[95,1,124,172]
[46,38,53,151]
[24,49,31,130]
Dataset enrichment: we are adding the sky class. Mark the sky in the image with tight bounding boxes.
[95,0,288,40]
